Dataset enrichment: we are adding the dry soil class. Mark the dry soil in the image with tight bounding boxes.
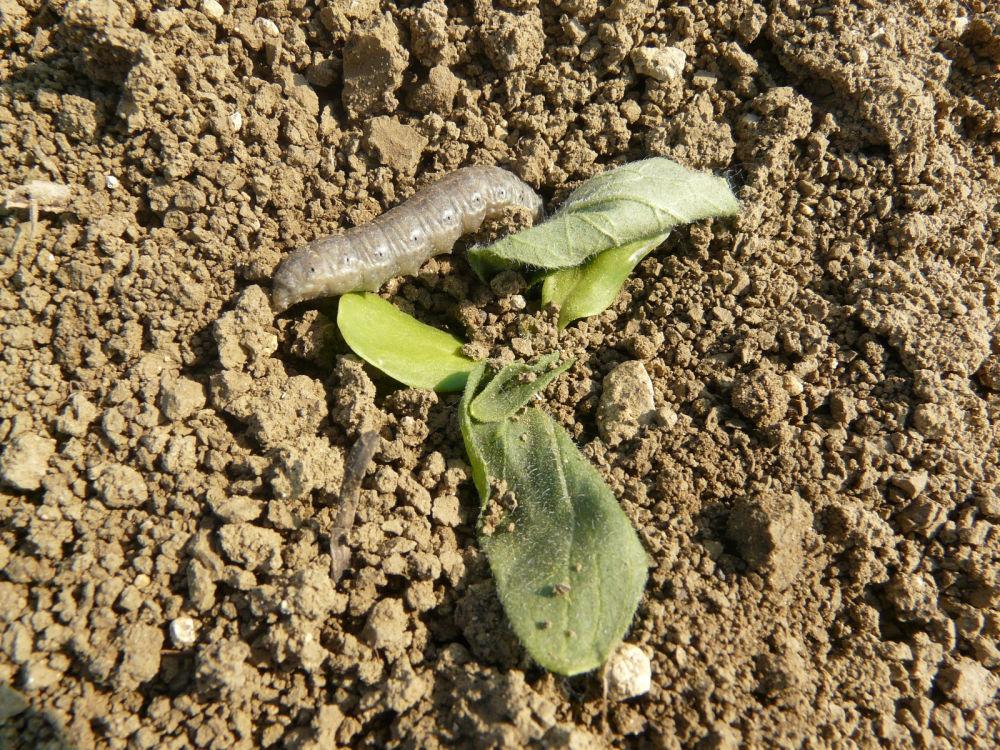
[1,1,999,748]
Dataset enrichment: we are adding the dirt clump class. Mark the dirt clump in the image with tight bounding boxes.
[477,6,546,72]
[730,367,790,430]
[937,657,998,710]
[366,116,429,175]
[0,433,55,491]
[597,360,657,445]
[342,13,409,118]
[1,0,999,748]
[727,492,814,592]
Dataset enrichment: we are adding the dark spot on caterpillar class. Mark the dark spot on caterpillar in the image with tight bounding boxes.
[271,166,544,312]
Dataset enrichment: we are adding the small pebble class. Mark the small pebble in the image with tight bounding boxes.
[976,488,1000,520]
[170,617,199,647]
[912,403,947,438]
[228,110,243,132]
[201,0,224,20]
[605,643,652,700]
[630,46,686,82]
[362,598,407,650]
[620,99,641,123]
[104,174,120,190]
[255,17,279,36]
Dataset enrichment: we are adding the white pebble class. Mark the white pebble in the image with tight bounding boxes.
[201,0,224,20]
[169,617,198,647]
[104,174,120,190]
[228,110,243,132]
[630,46,686,82]
[255,17,279,36]
[604,643,652,701]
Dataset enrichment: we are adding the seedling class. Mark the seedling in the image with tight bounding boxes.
[469,157,738,328]
[300,158,738,674]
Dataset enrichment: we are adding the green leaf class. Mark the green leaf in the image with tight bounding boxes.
[469,353,574,422]
[542,232,670,329]
[468,157,738,276]
[460,362,492,500]
[337,292,477,392]
[460,363,648,675]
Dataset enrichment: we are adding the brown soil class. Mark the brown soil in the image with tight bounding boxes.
[2,1,999,748]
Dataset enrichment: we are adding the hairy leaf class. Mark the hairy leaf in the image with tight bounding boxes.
[469,353,573,422]
[337,292,476,392]
[542,232,670,329]
[460,363,648,675]
[468,157,738,276]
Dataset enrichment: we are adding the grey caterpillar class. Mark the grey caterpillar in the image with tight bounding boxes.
[271,166,544,312]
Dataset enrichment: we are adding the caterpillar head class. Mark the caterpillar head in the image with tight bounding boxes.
[521,184,545,221]
[272,238,356,312]
[271,252,311,313]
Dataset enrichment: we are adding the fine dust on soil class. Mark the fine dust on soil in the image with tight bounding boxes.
[1,1,999,748]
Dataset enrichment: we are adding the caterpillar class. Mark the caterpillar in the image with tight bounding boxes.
[271,166,544,312]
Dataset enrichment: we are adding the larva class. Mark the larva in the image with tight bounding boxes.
[271,166,544,312]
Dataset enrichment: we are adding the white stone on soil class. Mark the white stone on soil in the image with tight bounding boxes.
[630,46,686,82]
[201,0,224,20]
[605,643,652,701]
[170,617,199,647]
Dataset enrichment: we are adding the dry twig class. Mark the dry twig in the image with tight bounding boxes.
[329,430,379,585]
[3,179,72,255]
